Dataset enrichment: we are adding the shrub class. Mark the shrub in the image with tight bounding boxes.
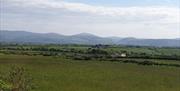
[0,79,11,91]
[0,66,34,91]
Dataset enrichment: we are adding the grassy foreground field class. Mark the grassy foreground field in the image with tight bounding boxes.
[0,54,180,91]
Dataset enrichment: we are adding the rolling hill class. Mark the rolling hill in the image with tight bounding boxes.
[0,30,179,47]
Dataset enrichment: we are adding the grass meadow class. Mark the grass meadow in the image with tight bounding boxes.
[0,54,180,91]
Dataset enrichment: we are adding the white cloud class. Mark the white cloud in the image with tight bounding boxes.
[1,0,180,38]
[3,0,180,23]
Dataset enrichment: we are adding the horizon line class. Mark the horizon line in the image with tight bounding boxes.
[1,30,180,40]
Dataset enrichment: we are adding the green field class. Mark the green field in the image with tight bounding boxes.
[0,44,180,91]
[0,54,180,91]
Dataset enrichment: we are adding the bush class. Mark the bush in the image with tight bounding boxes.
[0,66,34,91]
[0,80,11,91]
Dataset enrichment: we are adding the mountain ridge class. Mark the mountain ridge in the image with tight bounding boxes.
[0,30,180,47]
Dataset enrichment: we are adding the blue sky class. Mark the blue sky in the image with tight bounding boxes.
[65,0,180,7]
[0,0,180,38]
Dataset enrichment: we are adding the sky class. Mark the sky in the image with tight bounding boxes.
[0,0,180,39]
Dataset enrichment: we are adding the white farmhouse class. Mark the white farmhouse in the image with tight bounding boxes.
[120,53,126,57]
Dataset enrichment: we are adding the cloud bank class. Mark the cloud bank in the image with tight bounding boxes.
[3,0,180,23]
[1,0,180,38]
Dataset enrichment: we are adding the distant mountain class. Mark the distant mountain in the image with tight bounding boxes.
[107,37,123,43]
[117,38,180,47]
[0,30,112,44]
[0,30,180,47]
